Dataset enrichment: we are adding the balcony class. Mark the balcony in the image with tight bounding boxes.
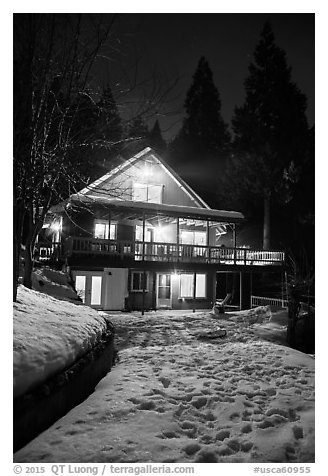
[35,238,285,267]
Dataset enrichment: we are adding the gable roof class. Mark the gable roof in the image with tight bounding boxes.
[78,147,210,209]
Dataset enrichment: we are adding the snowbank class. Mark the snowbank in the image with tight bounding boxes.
[14,310,315,463]
[31,266,80,303]
[13,285,108,398]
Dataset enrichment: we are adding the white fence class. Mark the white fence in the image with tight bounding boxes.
[251,295,288,309]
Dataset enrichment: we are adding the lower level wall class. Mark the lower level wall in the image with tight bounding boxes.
[127,269,216,311]
[71,266,216,311]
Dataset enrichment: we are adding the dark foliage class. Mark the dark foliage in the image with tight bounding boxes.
[218,22,312,251]
[169,56,231,206]
[149,119,166,154]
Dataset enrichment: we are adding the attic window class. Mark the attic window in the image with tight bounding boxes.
[132,182,163,204]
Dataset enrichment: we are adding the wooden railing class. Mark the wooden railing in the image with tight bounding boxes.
[251,295,288,308]
[34,242,63,261]
[35,237,284,266]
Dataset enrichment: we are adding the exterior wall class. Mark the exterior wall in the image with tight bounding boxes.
[127,268,216,311]
[170,269,216,310]
[71,268,128,311]
[85,154,203,208]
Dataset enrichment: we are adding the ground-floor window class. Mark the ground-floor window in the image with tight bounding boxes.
[131,271,148,292]
[196,273,206,298]
[179,273,207,298]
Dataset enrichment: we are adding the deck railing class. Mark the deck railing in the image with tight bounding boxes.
[35,237,284,266]
[251,295,288,308]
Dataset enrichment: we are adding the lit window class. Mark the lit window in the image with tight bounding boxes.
[148,184,163,203]
[179,273,207,298]
[196,274,206,298]
[135,225,152,242]
[180,274,194,298]
[131,271,148,292]
[94,221,116,240]
[133,183,148,202]
[181,230,206,245]
[132,182,163,204]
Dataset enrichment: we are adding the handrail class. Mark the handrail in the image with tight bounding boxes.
[251,295,288,308]
[35,237,285,266]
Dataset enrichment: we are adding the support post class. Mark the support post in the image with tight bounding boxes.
[233,224,237,264]
[193,272,196,313]
[176,217,180,261]
[108,211,111,252]
[213,271,217,306]
[239,271,243,310]
[207,220,210,263]
[142,213,145,261]
[142,270,146,316]
[142,213,145,316]
[250,272,253,309]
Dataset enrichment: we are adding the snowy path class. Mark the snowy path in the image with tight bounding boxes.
[14,311,315,463]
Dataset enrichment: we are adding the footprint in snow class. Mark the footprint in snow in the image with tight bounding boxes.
[229,412,240,422]
[241,423,253,433]
[216,429,230,441]
[158,376,171,388]
[226,438,241,452]
[240,441,254,452]
[242,410,252,421]
[191,396,208,409]
[137,400,157,411]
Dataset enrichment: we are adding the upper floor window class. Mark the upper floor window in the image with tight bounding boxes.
[180,230,207,246]
[132,182,163,204]
[94,220,116,240]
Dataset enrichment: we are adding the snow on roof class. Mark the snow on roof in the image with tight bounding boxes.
[70,194,244,223]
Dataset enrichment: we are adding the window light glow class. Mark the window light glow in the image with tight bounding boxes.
[154,225,171,242]
[50,221,62,233]
[143,163,153,177]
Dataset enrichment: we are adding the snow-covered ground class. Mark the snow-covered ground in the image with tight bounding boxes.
[14,304,315,463]
[14,285,108,398]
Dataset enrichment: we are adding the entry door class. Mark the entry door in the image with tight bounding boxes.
[157,273,172,308]
[75,274,103,308]
[104,268,128,310]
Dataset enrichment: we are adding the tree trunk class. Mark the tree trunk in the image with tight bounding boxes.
[23,238,34,289]
[263,194,271,250]
[13,200,25,301]
[23,214,45,289]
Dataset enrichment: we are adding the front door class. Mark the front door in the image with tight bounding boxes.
[157,273,172,308]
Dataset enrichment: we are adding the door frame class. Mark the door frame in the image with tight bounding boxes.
[156,272,172,308]
[73,271,104,309]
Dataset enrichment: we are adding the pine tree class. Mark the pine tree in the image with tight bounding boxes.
[97,84,123,144]
[229,22,310,250]
[124,116,150,155]
[149,119,166,153]
[92,84,123,174]
[169,56,230,205]
[179,56,230,154]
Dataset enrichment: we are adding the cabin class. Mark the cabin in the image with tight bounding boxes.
[36,147,285,312]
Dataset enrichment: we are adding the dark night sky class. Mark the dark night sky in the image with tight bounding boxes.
[94,13,315,141]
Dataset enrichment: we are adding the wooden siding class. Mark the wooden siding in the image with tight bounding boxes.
[84,155,204,208]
